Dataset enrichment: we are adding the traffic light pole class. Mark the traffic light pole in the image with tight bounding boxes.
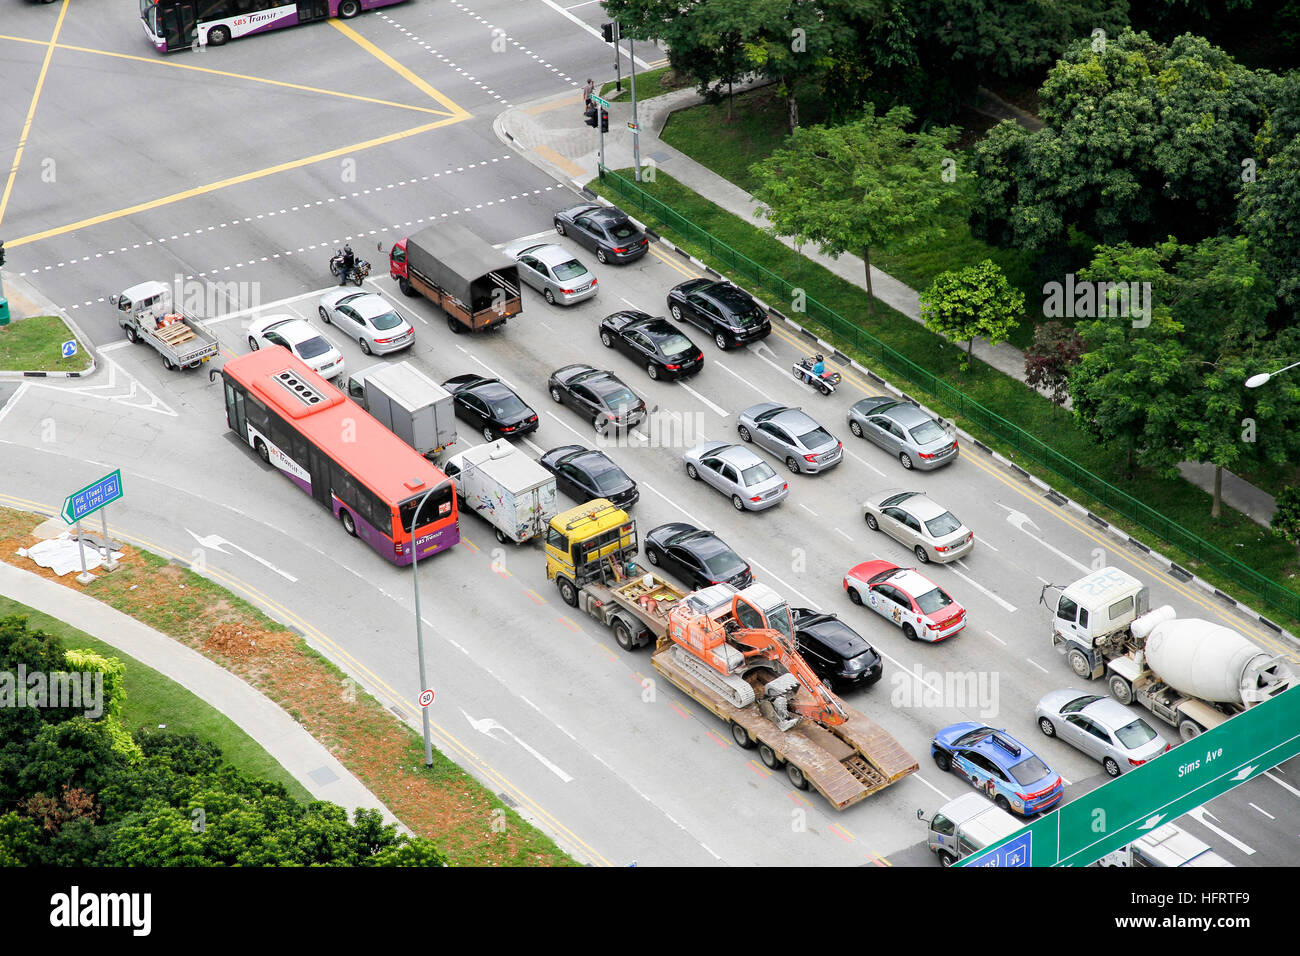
[630,39,641,182]
[613,21,622,92]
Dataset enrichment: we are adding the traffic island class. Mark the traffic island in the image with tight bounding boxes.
[0,314,93,377]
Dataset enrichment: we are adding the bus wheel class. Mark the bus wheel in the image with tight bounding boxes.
[556,577,578,607]
[339,0,361,17]
[207,26,231,46]
[340,510,357,537]
[254,439,270,465]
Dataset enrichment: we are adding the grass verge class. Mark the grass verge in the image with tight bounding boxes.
[599,65,691,101]
[0,507,576,866]
[0,315,92,373]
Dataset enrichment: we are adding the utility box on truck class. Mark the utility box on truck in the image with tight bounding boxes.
[390,224,522,334]
[444,440,557,545]
[346,361,456,457]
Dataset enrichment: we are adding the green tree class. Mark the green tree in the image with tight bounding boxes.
[750,105,963,313]
[1271,486,1300,555]
[1239,137,1300,308]
[919,260,1023,369]
[742,0,843,134]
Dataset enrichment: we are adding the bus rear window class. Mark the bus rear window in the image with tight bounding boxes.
[399,484,454,532]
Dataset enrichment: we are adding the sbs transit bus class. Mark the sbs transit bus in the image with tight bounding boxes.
[218,349,458,565]
[140,0,406,52]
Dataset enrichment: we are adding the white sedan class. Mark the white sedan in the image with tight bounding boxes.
[317,290,415,355]
[247,315,346,381]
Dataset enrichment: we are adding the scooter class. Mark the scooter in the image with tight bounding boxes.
[793,356,841,395]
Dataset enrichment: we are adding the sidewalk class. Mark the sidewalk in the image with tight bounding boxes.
[495,85,1280,527]
[0,560,408,833]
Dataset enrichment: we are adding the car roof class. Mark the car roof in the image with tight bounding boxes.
[570,449,621,472]
[530,244,583,267]
[1080,695,1147,730]
[771,407,819,431]
[799,616,871,656]
[700,282,752,308]
[891,568,942,598]
[891,493,948,522]
[561,203,602,218]
[604,310,653,329]
[712,444,766,468]
[633,317,685,338]
[967,730,1042,772]
[265,318,323,345]
[874,401,933,428]
[350,295,400,320]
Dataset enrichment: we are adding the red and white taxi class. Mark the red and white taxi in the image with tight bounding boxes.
[843,560,966,642]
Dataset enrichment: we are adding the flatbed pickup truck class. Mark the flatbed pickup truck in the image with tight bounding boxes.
[113,280,218,371]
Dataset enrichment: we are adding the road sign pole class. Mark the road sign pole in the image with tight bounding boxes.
[630,39,641,182]
[74,520,94,585]
[411,486,437,769]
[613,21,621,92]
[99,509,118,571]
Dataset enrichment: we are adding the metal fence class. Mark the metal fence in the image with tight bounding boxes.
[599,166,1300,624]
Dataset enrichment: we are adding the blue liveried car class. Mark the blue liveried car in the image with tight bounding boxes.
[930,722,1064,817]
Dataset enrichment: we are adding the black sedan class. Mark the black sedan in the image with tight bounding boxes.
[538,445,639,508]
[599,311,704,380]
[792,607,884,691]
[441,374,539,442]
[547,364,647,433]
[553,203,649,264]
[666,278,771,350]
[643,523,752,590]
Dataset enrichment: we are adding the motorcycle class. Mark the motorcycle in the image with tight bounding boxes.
[329,251,370,286]
[793,356,841,395]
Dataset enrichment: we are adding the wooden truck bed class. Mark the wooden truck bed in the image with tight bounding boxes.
[581,574,684,639]
[651,647,917,810]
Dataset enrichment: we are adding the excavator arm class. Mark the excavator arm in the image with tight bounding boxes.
[729,627,848,727]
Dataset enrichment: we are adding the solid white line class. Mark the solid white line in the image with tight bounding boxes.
[986,631,1007,646]
[544,410,586,441]
[834,527,853,542]
[844,447,886,478]
[471,354,500,377]
[98,341,130,353]
[948,562,1017,613]
[748,560,816,608]
[0,383,30,428]
[712,359,764,395]
[978,538,999,552]
[678,381,727,418]
[1026,658,1049,674]
[205,288,324,325]
[1036,575,1050,585]
[914,773,953,803]
[748,345,794,379]
[639,481,703,526]
[620,296,640,308]
[1265,770,1300,797]
[875,653,944,697]
[538,321,554,332]
[521,437,545,456]
[535,0,651,67]
[1248,802,1275,820]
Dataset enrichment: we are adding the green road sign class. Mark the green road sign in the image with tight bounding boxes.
[590,94,610,111]
[61,469,124,524]
[962,685,1300,866]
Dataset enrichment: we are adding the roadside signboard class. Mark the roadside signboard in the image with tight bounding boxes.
[590,94,610,111]
[62,339,77,358]
[419,689,435,708]
[61,469,123,524]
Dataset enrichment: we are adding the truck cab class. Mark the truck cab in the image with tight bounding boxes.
[919,792,1022,867]
[545,499,638,606]
[1048,567,1149,679]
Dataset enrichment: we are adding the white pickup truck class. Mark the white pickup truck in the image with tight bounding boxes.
[113,281,218,371]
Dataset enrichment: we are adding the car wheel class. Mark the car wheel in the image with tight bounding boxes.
[248,336,260,350]
[785,456,801,474]
[319,306,331,324]
[1103,757,1122,778]
[714,332,728,350]
[737,425,752,442]
[686,463,699,480]
[1068,649,1093,679]
[730,721,754,749]
[600,331,614,348]
[670,304,684,322]
[359,338,372,355]
[645,548,660,566]
[933,749,951,772]
[850,420,863,438]
[593,415,608,434]
[785,762,810,791]
[899,452,914,470]
[557,577,578,607]
[340,509,357,537]
[544,289,556,305]
[1178,718,1202,742]
[994,795,1012,813]
[207,25,231,45]
[903,624,919,642]
[647,363,659,380]
[1038,717,1056,737]
[596,249,608,264]
[938,850,957,868]
[865,513,879,531]
[613,619,636,652]
[759,743,782,769]
[554,220,566,236]
[482,426,497,442]
[846,587,862,605]
[914,545,930,564]
[125,325,138,344]
[731,494,746,512]
[338,0,360,17]
[255,439,270,465]
[1108,674,1134,705]
[549,386,562,403]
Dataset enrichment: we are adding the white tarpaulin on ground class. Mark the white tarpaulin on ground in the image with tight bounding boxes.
[17,534,123,576]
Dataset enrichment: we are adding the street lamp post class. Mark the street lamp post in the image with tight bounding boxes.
[1245,360,1300,389]
[410,481,445,768]
[629,39,641,182]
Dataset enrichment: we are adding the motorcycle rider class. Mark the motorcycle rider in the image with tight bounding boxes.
[338,244,355,286]
[811,353,831,380]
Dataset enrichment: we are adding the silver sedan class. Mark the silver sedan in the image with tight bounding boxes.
[317,289,415,356]
[684,441,789,512]
[1035,689,1170,777]
[862,489,974,564]
[847,396,958,471]
[736,403,843,474]
[502,241,598,306]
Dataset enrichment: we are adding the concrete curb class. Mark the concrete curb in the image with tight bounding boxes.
[0,273,98,380]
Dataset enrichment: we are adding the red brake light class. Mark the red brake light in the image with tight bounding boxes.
[562,289,575,295]
[666,364,680,370]
[612,246,628,253]
[591,278,598,285]
[501,424,517,432]
[375,337,393,344]
[803,453,818,462]
[750,495,761,502]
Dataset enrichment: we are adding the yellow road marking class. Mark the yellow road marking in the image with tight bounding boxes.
[0,4,70,230]
[524,93,583,115]
[534,145,584,178]
[330,19,470,121]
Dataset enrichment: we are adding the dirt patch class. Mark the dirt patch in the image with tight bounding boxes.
[205,622,296,661]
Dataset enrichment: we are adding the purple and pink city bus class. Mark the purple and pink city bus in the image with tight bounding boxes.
[140,0,407,52]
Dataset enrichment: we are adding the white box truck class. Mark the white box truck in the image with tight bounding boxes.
[918,792,1023,866]
[444,440,557,544]
[346,361,456,457]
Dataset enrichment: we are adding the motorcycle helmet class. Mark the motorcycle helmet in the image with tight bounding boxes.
[344,244,352,255]
[815,354,824,362]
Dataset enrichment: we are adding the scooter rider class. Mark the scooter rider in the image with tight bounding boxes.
[810,353,830,381]
[338,244,355,286]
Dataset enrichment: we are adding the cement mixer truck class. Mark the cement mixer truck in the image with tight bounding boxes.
[1044,567,1293,741]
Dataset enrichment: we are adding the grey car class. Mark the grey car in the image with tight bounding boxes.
[317,289,415,356]
[502,241,598,306]
[847,396,959,471]
[684,441,789,512]
[1035,690,1170,777]
[736,403,843,474]
[863,489,974,564]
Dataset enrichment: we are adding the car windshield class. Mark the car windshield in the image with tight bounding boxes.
[490,395,528,418]
[297,336,332,360]
[1115,719,1160,749]
[657,333,694,355]
[915,587,952,615]
[369,310,404,331]
[1062,695,1104,714]
[797,426,833,448]
[1009,755,1051,787]
[740,461,775,485]
[552,260,587,280]
[909,420,947,445]
[592,466,628,492]
[607,220,639,240]
[924,511,962,537]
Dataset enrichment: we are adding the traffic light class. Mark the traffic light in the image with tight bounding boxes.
[0,240,5,268]
[585,105,598,128]
[601,21,615,42]
[600,109,609,133]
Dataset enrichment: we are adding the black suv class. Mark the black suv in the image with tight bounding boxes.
[666,278,771,350]
[792,608,883,691]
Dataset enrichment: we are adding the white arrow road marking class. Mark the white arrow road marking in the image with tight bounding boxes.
[56,362,178,417]
[996,503,1090,574]
[948,562,1017,613]
[1138,813,1166,830]
[1265,769,1300,797]
[678,381,727,418]
[186,530,299,582]
[462,710,573,783]
[1185,806,1255,855]
[749,341,801,380]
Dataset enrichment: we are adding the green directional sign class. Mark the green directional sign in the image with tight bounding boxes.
[61,469,124,524]
[962,685,1300,866]
[590,94,610,111]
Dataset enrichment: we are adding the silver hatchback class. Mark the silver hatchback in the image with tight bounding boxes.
[503,241,598,306]
[684,441,789,512]
[848,396,958,471]
[863,489,974,564]
[1035,689,1170,777]
[736,402,843,474]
